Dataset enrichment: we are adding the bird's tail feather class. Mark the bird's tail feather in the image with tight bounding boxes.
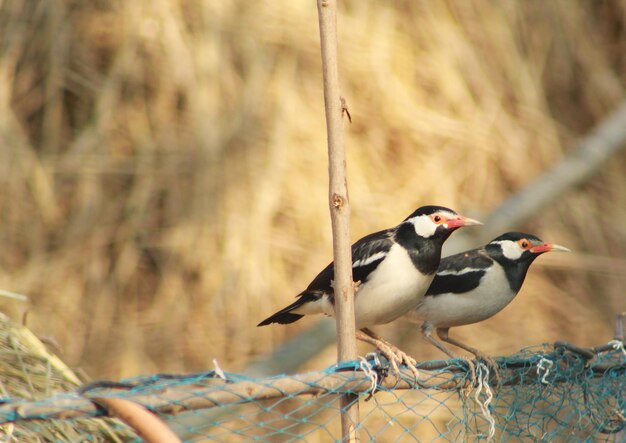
[257,293,320,326]
[257,311,304,326]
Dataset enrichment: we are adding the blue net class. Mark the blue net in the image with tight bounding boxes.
[0,339,624,442]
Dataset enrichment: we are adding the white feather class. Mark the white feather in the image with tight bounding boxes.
[410,210,457,238]
[353,251,387,268]
[437,267,480,276]
[292,295,334,316]
[493,240,524,260]
[353,243,433,328]
[405,263,516,327]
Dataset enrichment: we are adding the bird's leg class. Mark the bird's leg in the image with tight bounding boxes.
[435,327,481,355]
[436,327,500,382]
[356,328,420,380]
[421,323,458,358]
[421,323,475,378]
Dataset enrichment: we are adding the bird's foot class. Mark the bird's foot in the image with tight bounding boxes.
[392,347,420,381]
[356,330,420,381]
[372,342,420,381]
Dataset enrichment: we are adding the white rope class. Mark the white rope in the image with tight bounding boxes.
[213,358,227,381]
[473,362,495,441]
[359,356,378,396]
[537,356,554,385]
[607,339,626,356]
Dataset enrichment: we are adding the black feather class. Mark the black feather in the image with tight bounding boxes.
[257,312,303,326]
[303,229,394,298]
[351,229,393,284]
[485,232,544,293]
[426,250,493,296]
[257,292,322,326]
[258,230,393,326]
[402,205,456,221]
[438,250,493,273]
[426,270,486,296]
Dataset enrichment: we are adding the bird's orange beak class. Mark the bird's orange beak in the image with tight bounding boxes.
[445,216,483,230]
[530,243,571,254]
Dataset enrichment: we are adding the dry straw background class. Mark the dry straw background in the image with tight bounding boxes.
[0,1,624,380]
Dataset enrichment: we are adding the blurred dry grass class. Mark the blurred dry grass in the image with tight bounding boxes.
[0,314,135,441]
[0,0,624,380]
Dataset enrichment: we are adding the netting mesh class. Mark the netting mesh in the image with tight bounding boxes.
[0,341,624,442]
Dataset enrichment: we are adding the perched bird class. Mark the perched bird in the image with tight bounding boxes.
[258,205,482,371]
[404,232,570,361]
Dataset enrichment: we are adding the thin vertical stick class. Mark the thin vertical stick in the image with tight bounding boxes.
[613,312,625,443]
[316,0,360,441]
[615,312,625,342]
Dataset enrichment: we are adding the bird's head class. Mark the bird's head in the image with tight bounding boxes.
[404,205,482,240]
[487,232,570,264]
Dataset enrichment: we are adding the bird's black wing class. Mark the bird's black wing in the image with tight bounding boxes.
[426,248,493,296]
[351,229,395,284]
[258,229,394,326]
[305,228,394,294]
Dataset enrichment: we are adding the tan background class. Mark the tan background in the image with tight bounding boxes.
[0,0,624,380]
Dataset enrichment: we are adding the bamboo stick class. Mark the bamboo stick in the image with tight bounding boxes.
[316,0,359,440]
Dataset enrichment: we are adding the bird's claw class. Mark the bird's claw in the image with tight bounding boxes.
[373,343,420,382]
[392,348,420,381]
[356,330,420,382]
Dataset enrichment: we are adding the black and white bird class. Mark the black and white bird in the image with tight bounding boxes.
[258,205,482,370]
[404,232,570,360]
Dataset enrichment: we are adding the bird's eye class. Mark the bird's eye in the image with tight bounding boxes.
[518,239,531,249]
[431,214,444,224]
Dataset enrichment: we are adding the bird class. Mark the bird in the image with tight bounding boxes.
[404,232,570,364]
[258,205,482,373]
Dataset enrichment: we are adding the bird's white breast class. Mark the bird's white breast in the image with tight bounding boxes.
[354,244,433,328]
[406,263,516,328]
